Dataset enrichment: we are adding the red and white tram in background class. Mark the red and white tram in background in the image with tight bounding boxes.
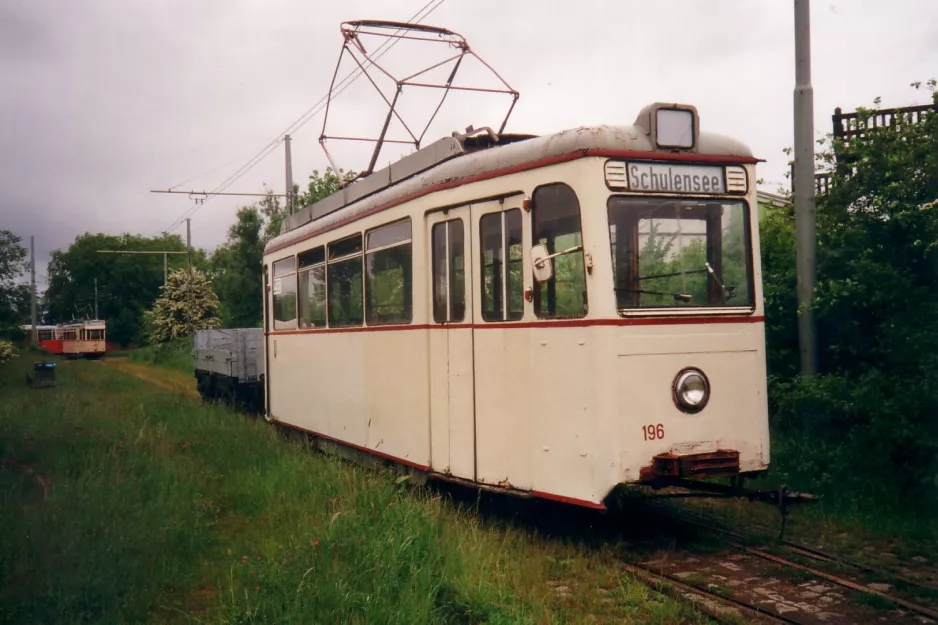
[261,102,771,510]
[25,320,107,358]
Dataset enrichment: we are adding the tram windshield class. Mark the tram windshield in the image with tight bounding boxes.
[607,197,752,310]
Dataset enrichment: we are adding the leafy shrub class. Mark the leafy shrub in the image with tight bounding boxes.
[762,85,938,500]
[146,268,220,344]
[0,339,16,364]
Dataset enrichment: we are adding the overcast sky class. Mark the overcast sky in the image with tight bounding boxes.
[2,0,936,287]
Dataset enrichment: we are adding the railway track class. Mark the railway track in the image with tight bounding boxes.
[624,502,938,624]
[659,504,938,598]
[621,559,807,624]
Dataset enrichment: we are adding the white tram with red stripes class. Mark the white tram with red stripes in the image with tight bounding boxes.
[262,102,769,509]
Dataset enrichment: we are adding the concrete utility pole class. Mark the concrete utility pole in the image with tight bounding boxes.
[284,134,294,215]
[94,278,98,319]
[186,218,192,269]
[30,236,37,344]
[794,0,817,376]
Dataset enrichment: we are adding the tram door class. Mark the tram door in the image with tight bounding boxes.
[262,264,272,418]
[427,208,476,480]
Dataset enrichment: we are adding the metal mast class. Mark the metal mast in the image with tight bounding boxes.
[793,0,817,375]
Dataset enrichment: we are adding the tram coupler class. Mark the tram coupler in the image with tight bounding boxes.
[641,476,819,540]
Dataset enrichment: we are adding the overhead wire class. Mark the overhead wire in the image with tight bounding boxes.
[165,151,262,192]
[161,0,446,234]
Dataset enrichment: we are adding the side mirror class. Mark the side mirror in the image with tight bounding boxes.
[531,244,553,283]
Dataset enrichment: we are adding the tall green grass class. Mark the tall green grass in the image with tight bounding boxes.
[129,338,193,374]
[0,356,703,624]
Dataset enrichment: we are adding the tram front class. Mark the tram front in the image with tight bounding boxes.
[600,103,770,487]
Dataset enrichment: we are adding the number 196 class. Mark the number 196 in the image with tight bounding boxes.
[642,424,665,441]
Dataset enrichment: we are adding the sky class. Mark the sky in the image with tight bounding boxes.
[2,0,936,288]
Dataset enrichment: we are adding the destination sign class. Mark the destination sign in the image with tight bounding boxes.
[626,162,725,194]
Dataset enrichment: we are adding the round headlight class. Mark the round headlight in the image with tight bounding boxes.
[673,368,710,413]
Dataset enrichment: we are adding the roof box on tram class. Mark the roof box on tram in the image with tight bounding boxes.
[633,103,700,151]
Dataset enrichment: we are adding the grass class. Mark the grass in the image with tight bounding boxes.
[129,338,193,374]
[0,354,708,624]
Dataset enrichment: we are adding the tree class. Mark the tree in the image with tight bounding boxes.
[212,207,264,327]
[762,82,938,493]
[145,267,220,343]
[262,168,358,241]
[0,231,29,335]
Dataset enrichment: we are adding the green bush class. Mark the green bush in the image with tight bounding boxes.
[769,373,938,496]
[0,339,15,364]
[761,86,938,503]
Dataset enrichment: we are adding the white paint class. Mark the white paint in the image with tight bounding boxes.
[263,133,770,506]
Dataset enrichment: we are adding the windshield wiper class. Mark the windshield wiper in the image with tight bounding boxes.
[638,268,707,281]
[704,262,736,301]
[615,288,692,303]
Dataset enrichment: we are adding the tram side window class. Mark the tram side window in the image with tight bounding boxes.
[432,219,466,323]
[297,247,327,328]
[480,209,523,321]
[328,234,364,327]
[532,183,587,318]
[273,256,298,330]
[365,219,412,325]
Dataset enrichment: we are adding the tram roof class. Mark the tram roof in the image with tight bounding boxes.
[267,116,755,256]
[60,319,106,328]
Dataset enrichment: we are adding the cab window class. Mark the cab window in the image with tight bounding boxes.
[532,184,587,318]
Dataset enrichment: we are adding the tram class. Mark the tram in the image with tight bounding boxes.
[26,325,65,355]
[60,320,107,358]
[261,102,770,510]
[25,320,107,358]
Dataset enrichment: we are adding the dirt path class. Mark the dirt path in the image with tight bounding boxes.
[97,359,197,398]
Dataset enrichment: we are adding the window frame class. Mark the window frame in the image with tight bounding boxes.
[326,233,365,328]
[606,194,756,315]
[364,218,413,326]
[479,208,524,322]
[297,246,327,329]
[431,218,466,324]
[272,256,299,330]
[530,182,588,320]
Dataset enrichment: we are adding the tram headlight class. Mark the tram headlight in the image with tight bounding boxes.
[673,368,710,413]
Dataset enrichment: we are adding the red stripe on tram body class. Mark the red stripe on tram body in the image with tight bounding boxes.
[266,315,765,336]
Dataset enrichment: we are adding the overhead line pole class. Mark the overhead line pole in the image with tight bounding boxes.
[30,236,37,345]
[793,0,817,376]
[284,134,294,215]
[186,218,192,270]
